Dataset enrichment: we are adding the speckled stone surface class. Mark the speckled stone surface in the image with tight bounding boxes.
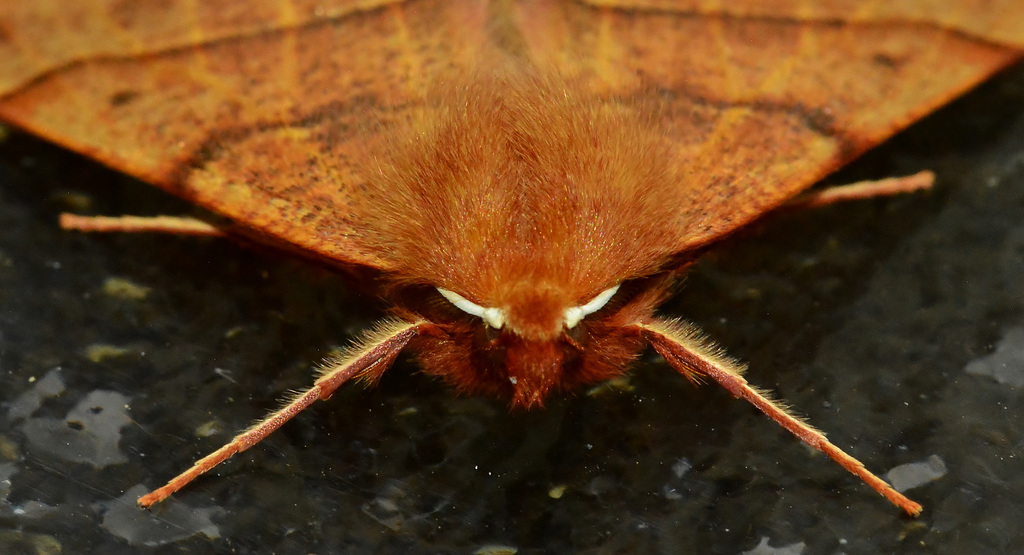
[1,63,1023,554]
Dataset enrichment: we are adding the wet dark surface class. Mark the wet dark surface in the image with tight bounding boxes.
[1,63,1024,554]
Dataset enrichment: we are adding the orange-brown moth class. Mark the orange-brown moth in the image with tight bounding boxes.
[1,0,1023,520]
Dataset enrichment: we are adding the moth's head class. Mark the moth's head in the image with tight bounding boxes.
[437,282,619,341]
[421,276,674,409]
[433,281,625,407]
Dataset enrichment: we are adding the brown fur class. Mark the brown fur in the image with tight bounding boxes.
[354,66,684,337]
[351,65,689,406]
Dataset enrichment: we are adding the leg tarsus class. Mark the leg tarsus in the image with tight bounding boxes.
[60,213,225,236]
[786,170,934,210]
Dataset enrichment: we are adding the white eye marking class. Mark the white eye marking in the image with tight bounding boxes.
[439,284,620,331]
[437,288,506,329]
[563,284,620,329]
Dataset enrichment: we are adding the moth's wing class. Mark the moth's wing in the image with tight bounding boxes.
[0,1,490,270]
[512,0,1024,251]
[3,1,1024,269]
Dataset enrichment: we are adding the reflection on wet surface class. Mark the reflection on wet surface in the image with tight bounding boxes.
[5,369,222,546]
[965,326,1024,387]
[100,486,220,547]
[887,455,948,493]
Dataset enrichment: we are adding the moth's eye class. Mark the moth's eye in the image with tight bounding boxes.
[563,284,620,329]
[437,287,506,329]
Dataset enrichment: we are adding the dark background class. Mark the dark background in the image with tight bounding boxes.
[1,62,1023,554]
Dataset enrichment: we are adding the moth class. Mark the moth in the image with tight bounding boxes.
[2,0,1022,516]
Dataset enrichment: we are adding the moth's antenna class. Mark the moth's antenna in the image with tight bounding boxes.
[639,319,924,516]
[137,319,428,507]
